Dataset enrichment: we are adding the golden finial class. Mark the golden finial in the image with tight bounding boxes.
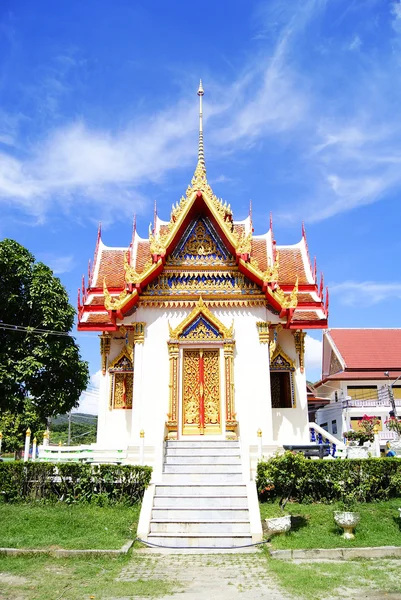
[140,429,145,438]
[257,428,262,438]
[26,428,31,437]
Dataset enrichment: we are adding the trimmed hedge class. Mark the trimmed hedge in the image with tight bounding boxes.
[0,462,152,505]
[257,452,401,503]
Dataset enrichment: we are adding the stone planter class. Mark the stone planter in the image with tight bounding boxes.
[346,446,370,459]
[334,511,360,539]
[265,515,291,535]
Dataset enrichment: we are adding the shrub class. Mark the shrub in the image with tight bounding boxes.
[257,452,401,503]
[0,462,152,505]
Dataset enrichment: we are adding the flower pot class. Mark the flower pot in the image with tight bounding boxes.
[265,515,291,535]
[346,446,369,459]
[334,511,360,539]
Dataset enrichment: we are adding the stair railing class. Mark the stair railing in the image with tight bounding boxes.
[309,422,345,458]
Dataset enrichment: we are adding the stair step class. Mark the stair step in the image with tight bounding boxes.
[163,464,242,474]
[153,495,248,508]
[166,448,241,456]
[150,520,251,534]
[166,441,239,449]
[164,455,241,465]
[147,533,253,548]
[152,508,249,520]
[161,473,243,483]
[154,484,247,496]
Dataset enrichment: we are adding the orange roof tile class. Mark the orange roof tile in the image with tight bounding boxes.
[86,313,111,324]
[278,248,309,285]
[251,239,268,272]
[329,329,401,370]
[135,241,151,273]
[94,249,126,288]
[293,311,320,321]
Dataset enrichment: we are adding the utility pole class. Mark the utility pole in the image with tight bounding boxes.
[68,412,72,446]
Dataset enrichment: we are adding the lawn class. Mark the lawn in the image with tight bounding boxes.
[267,557,401,599]
[260,499,401,549]
[0,554,180,600]
[0,503,141,549]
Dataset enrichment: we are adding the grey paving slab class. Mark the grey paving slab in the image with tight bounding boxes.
[111,551,293,599]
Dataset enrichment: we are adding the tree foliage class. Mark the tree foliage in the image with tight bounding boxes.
[0,239,89,420]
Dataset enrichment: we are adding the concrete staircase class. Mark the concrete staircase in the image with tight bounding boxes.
[147,440,252,548]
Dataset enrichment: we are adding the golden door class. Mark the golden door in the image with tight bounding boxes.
[182,349,221,435]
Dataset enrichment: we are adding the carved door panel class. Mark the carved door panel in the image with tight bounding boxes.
[182,349,221,435]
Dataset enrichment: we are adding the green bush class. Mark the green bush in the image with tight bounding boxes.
[257,452,401,503]
[0,462,152,505]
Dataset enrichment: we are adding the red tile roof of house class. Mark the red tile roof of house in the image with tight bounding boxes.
[329,329,401,370]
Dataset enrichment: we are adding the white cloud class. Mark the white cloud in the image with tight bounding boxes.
[330,281,401,306]
[37,253,75,274]
[74,370,101,415]
[305,334,322,371]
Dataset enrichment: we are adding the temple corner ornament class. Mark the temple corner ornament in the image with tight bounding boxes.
[256,321,270,344]
[293,330,306,373]
[269,323,283,360]
[132,322,146,345]
[99,331,111,375]
[103,277,128,311]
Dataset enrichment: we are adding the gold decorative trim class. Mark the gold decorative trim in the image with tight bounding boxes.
[108,345,134,370]
[99,332,111,375]
[262,251,280,283]
[103,278,128,310]
[132,322,146,344]
[256,321,270,344]
[269,323,283,360]
[224,341,238,439]
[293,330,306,373]
[168,297,234,340]
[140,298,267,308]
[124,250,142,284]
[166,342,179,439]
[270,344,296,371]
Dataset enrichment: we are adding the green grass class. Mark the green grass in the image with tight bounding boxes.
[0,503,140,549]
[267,557,401,599]
[260,499,401,549]
[0,554,180,600]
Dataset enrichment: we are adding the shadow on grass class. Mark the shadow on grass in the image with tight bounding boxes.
[392,516,401,532]
[290,515,308,532]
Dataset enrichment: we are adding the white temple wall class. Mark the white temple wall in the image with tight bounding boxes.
[271,329,309,445]
[96,305,309,451]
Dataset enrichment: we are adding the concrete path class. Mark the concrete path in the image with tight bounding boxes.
[115,549,293,599]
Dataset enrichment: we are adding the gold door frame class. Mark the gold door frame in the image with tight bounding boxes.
[166,299,238,440]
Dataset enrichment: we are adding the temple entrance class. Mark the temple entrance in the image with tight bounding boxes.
[181,348,221,435]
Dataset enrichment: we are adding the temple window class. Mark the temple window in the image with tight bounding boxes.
[109,350,134,409]
[270,347,296,408]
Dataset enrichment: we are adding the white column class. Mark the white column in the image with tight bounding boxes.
[24,428,31,462]
[43,429,49,447]
[32,437,37,462]
[139,429,145,465]
[257,429,263,458]
[131,342,145,444]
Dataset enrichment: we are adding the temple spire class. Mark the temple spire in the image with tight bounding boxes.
[197,80,205,168]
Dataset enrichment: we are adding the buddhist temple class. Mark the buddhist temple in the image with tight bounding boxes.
[76,82,329,545]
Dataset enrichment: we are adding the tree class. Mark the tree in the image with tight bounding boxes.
[0,239,89,420]
[0,399,46,453]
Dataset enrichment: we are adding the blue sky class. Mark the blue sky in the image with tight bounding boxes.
[1,0,401,411]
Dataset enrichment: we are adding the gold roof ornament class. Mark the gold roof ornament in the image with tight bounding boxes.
[262,251,280,283]
[103,278,128,310]
[124,250,142,285]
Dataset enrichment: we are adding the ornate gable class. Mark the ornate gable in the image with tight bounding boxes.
[167,216,233,266]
